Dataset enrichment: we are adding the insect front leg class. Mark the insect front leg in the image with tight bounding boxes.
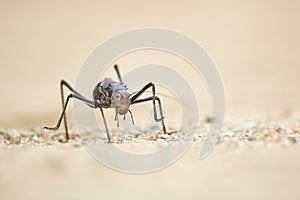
[99,106,111,142]
[114,112,120,127]
[130,83,161,121]
[130,83,167,134]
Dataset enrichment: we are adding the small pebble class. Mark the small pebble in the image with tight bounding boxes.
[159,134,170,139]
[204,116,215,123]
[222,130,235,137]
[288,137,297,144]
[0,115,300,148]
[8,129,21,144]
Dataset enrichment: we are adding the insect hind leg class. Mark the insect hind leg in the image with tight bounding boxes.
[44,80,96,141]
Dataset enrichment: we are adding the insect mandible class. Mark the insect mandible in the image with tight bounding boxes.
[44,65,167,142]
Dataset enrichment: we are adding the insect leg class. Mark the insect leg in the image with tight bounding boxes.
[130,82,154,102]
[61,80,95,108]
[115,112,119,127]
[130,82,160,125]
[131,96,167,134]
[99,106,111,142]
[59,80,96,140]
[44,93,96,141]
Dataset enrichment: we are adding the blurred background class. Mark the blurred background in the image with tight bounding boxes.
[0,0,299,128]
[0,1,300,200]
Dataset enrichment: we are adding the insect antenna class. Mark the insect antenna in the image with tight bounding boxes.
[114,64,123,83]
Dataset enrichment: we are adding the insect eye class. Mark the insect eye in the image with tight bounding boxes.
[115,93,121,99]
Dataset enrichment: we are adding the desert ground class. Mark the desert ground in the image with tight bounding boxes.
[0,0,299,200]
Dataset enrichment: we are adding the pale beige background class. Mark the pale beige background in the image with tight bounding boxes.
[0,0,299,128]
[0,1,300,200]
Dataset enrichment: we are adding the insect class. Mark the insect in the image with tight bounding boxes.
[44,65,167,142]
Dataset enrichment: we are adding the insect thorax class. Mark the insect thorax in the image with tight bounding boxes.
[93,78,127,108]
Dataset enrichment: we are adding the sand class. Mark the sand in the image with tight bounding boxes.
[1,114,300,200]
